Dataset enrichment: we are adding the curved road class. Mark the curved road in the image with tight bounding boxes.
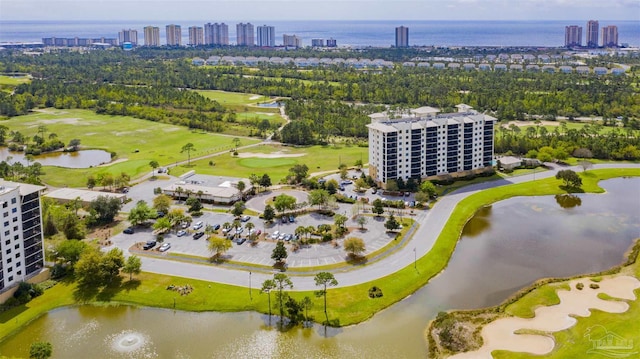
[137,164,639,291]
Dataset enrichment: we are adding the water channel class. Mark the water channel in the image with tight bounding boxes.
[1,177,639,358]
[0,147,112,168]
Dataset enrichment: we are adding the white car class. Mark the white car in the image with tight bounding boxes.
[193,221,203,230]
[177,230,187,237]
[270,231,280,240]
[159,243,171,252]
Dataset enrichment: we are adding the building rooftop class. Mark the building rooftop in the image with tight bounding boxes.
[0,180,46,196]
[45,188,126,204]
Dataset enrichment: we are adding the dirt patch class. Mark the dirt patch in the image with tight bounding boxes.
[97,158,128,167]
[249,95,262,100]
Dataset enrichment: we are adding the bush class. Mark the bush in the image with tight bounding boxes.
[50,263,68,279]
[321,233,333,242]
[190,211,203,217]
[368,286,383,298]
[589,283,600,289]
[334,194,356,204]
[153,187,162,195]
[576,282,584,290]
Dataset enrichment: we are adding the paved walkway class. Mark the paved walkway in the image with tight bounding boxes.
[125,164,639,291]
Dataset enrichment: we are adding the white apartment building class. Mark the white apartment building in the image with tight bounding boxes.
[256,25,275,47]
[0,180,45,293]
[367,105,495,186]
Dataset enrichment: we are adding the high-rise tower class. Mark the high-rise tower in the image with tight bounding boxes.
[143,26,160,46]
[118,29,138,46]
[564,25,582,47]
[166,24,182,46]
[256,25,275,47]
[188,26,204,46]
[236,23,254,46]
[204,23,229,45]
[602,26,618,47]
[395,26,409,48]
[586,20,599,48]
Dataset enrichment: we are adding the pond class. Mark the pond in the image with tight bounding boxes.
[0,147,112,168]
[255,102,282,108]
[1,177,638,358]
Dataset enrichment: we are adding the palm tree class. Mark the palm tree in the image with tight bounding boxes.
[261,279,276,319]
[181,143,196,166]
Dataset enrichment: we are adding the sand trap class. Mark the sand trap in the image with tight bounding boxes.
[237,152,305,159]
[450,275,640,359]
[249,95,261,100]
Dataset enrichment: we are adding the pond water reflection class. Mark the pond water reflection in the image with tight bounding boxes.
[1,178,638,358]
[0,147,112,168]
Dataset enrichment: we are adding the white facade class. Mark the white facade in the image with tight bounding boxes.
[0,181,45,293]
[367,106,495,185]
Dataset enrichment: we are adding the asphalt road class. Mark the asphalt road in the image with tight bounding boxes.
[121,163,639,291]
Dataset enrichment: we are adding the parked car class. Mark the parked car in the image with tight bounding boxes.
[284,234,293,241]
[270,231,280,239]
[281,216,288,223]
[143,240,156,250]
[339,186,345,191]
[236,237,247,245]
[371,188,377,194]
[156,211,165,218]
[278,233,286,240]
[222,227,232,235]
[181,222,189,229]
[288,215,295,223]
[212,224,221,230]
[123,227,134,234]
[193,232,205,240]
[176,230,187,237]
[159,243,171,252]
[255,229,262,236]
[341,180,353,185]
[193,221,203,230]
[121,187,129,193]
[235,227,244,234]
[241,215,250,222]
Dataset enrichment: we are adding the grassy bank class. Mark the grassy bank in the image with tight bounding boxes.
[1,168,638,340]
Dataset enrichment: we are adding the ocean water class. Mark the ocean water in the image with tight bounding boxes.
[1,20,638,48]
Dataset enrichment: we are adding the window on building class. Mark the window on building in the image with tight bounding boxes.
[3,212,7,217]
[11,198,17,204]
[3,221,8,227]
[12,208,17,213]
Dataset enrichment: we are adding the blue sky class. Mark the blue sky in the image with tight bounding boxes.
[2,0,639,21]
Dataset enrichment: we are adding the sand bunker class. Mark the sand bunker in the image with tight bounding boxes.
[503,120,559,128]
[237,152,305,159]
[249,95,261,100]
[450,275,640,359]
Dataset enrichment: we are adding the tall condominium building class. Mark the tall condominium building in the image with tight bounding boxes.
[166,24,182,46]
[283,34,302,48]
[118,29,138,46]
[395,26,409,48]
[0,180,45,293]
[367,105,495,186]
[257,25,276,47]
[143,26,160,46]
[204,23,229,45]
[602,25,618,47]
[326,38,337,47]
[586,20,599,48]
[311,39,325,47]
[188,26,204,46]
[236,23,254,46]
[564,25,582,47]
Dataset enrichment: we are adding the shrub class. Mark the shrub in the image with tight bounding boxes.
[190,211,203,217]
[368,286,383,298]
[576,282,584,290]
[589,283,600,289]
[321,233,333,242]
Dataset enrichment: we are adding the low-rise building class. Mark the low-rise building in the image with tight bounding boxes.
[162,173,252,204]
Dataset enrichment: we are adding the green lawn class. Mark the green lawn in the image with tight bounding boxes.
[169,144,368,183]
[195,90,285,131]
[1,168,638,340]
[1,109,260,187]
[196,89,272,107]
[0,74,31,86]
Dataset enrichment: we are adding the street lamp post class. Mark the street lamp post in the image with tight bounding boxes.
[413,247,417,269]
[249,271,252,301]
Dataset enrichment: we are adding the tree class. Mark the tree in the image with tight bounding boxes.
[314,272,338,325]
[308,189,330,209]
[86,175,96,190]
[263,204,275,222]
[273,273,294,323]
[354,178,367,192]
[208,236,233,259]
[231,201,246,217]
[100,248,125,283]
[356,216,368,230]
[555,169,582,188]
[232,137,241,151]
[153,194,172,214]
[153,217,172,234]
[181,142,196,166]
[274,194,297,215]
[149,160,159,177]
[333,214,347,228]
[288,164,309,183]
[385,214,400,232]
[259,173,272,191]
[185,197,203,213]
[372,198,385,217]
[55,239,87,266]
[68,138,81,151]
[128,200,155,226]
[355,159,364,170]
[90,195,123,224]
[271,241,288,264]
[344,237,366,258]
[578,160,593,172]
[419,181,437,198]
[261,279,276,317]
[236,180,246,195]
[122,255,141,281]
[325,179,338,195]
[29,341,52,359]
[74,246,103,286]
[301,296,314,326]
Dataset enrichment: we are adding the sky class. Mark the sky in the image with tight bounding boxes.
[1,0,639,21]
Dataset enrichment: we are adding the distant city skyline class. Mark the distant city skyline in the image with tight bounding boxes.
[2,0,639,21]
